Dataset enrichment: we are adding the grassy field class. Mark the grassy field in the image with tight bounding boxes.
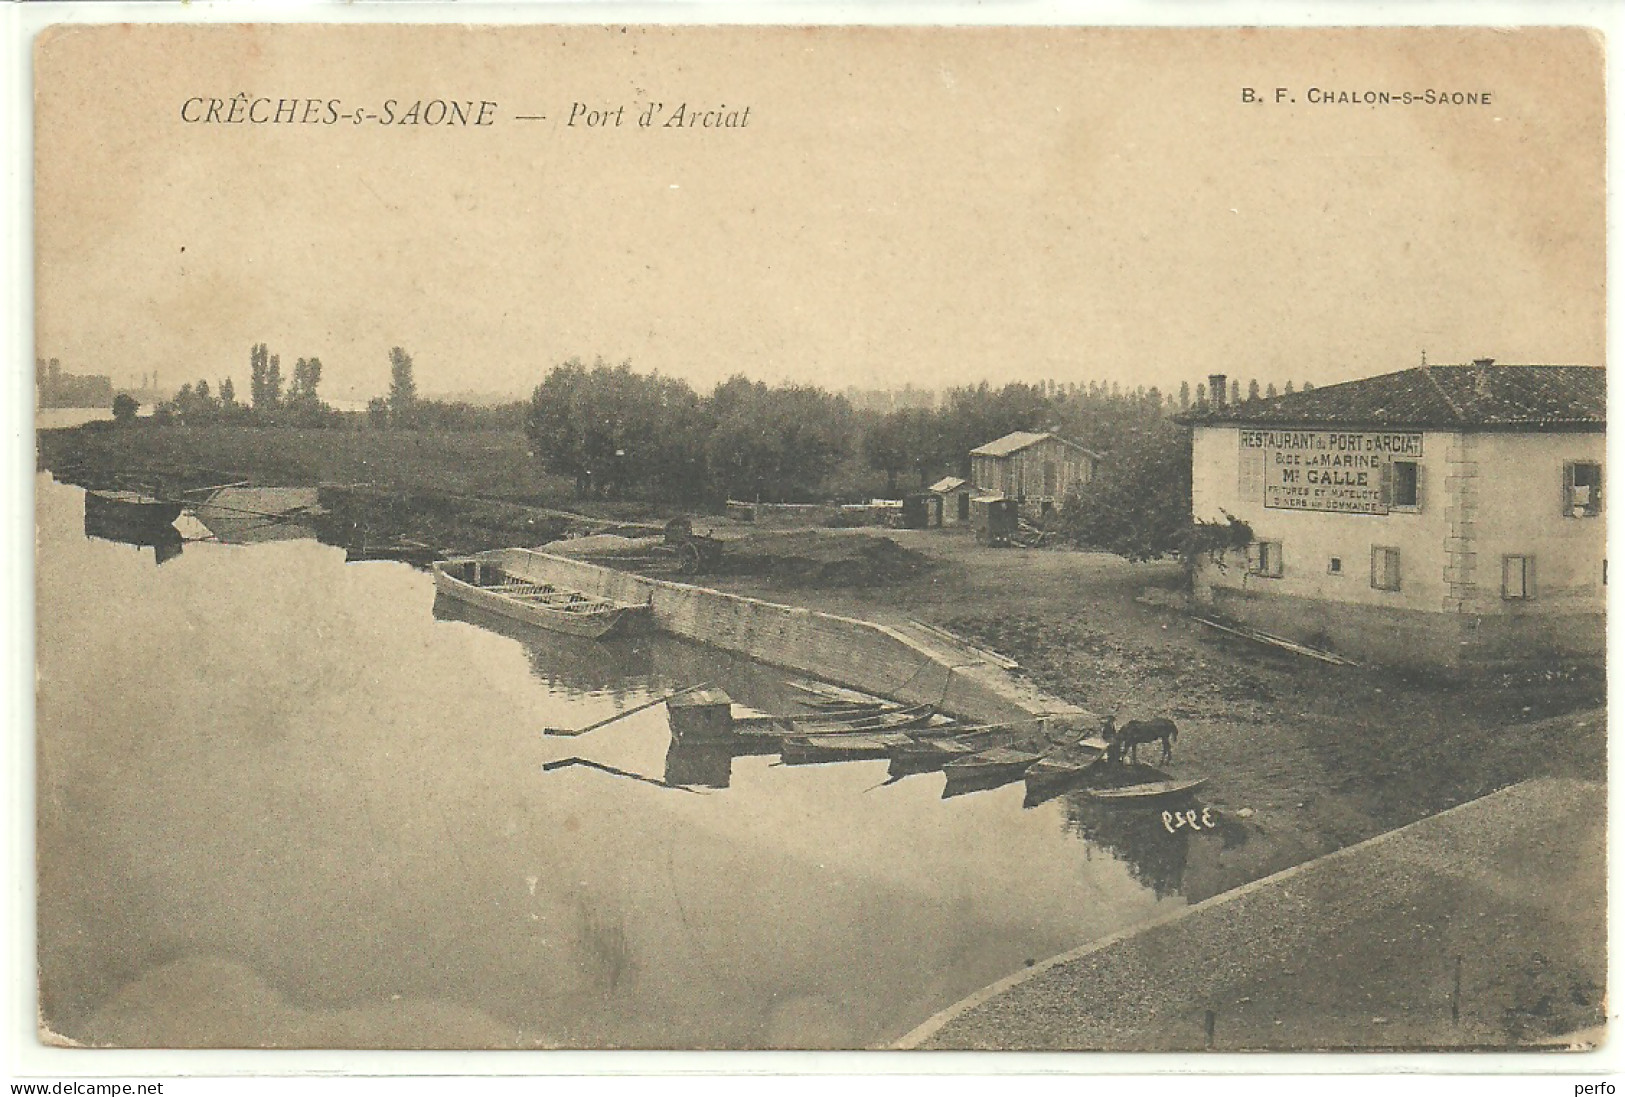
[37,422,572,500]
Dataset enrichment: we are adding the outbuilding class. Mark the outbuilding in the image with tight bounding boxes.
[929,476,971,526]
[1186,362,1605,670]
[969,431,1100,519]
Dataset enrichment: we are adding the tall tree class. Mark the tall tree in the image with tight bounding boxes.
[250,344,269,409]
[388,347,417,423]
[291,356,323,401]
[1247,379,1262,402]
[264,354,283,410]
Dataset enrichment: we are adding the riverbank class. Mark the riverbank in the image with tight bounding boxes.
[703,529,1606,902]
[37,420,1606,904]
[902,776,1606,1050]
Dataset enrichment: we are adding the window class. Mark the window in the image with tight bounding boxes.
[1247,541,1283,578]
[1378,460,1421,511]
[1391,461,1420,509]
[1371,546,1401,591]
[1329,556,1343,575]
[1502,555,1535,600]
[1565,462,1602,517]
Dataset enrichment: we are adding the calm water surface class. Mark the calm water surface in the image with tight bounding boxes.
[36,473,1228,1049]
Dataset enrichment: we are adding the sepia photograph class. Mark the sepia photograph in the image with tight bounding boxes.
[23,17,1608,1060]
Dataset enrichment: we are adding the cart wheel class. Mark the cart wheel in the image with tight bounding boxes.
[676,541,702,574]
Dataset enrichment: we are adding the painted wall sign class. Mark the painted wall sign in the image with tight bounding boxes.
[1238,429,1424,514]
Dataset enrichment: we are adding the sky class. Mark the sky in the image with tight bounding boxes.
[33,24,1605,402]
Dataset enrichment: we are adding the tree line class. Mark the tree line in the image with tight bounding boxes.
[148,344,526,431]
[132,346,1286,562]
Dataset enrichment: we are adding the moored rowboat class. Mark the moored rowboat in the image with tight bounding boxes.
[84,488,183,528]
[433,550,652,639]
[1086,777,1207,802]
[1024,743,1109,786]
[943,745,1046,781]
[781,731,917,765]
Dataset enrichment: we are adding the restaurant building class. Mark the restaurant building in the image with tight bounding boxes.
[1187,362,1605,669]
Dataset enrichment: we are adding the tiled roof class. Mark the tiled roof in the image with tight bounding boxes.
[1187,365,1604,430]
[970,430,1101,458]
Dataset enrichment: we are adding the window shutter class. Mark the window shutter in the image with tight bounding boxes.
[1238,447,1265,500]
[1378,461,1394,508]
[1564,463,1576,516]
[1526,555,1536,599]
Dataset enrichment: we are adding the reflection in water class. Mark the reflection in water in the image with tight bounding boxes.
[663,737,738,788]
[433,593,657,698]
[1059,787,1194,900]
[83,511,185,566]
[191,486,321,545]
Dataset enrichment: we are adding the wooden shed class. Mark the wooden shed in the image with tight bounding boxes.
[928,476,971,526]
[969,431,1100,518]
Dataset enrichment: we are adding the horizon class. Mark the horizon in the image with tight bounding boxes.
[37,352,1602,410]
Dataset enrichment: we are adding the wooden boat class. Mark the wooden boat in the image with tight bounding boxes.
[786,680,882,705]
[83,488,183,528]
[433,551,652,639]
[1087,777,1207,802]
[797,698,898,716]
[781,731,917,765]
[895,726,1016,761]
[1025,743,1109,786]
[786,703,938,733]
[943,745,1045,783]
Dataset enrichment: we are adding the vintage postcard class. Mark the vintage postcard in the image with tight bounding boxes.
[29,21,1605,1057]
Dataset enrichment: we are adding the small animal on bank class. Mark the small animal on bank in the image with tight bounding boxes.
[1102,714,1179,766]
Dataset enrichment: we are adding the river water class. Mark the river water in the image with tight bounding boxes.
[35,472,1223,1049]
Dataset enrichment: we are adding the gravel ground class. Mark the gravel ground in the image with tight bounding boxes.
[709,529,1605,898]
[904,777,1605,1051]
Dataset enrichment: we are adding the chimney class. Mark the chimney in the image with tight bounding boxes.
[1472,357,1494,397]
[1208,374,1228,408]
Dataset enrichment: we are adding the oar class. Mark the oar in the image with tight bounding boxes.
[542,682,711,737]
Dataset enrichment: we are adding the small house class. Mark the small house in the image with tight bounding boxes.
[929,476,971,526]
[969,431,1100,518]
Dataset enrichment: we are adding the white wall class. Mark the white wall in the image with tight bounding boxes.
[1192,425,1457,612]
[1466,432,1606,615]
